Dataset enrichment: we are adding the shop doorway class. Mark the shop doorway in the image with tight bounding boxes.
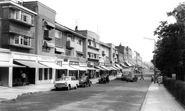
[13,67,35,86]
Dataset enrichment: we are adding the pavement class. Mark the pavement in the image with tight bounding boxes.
[140,82,185,111]
[0,76,116,103]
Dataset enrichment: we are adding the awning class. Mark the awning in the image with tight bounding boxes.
[120,63,128,68]
[112,65,120,70]
[115,64,123,69]
[124,61,131,67]
[122,68,132,72]
[43,41,55,48]
[39,61,62,69]
[0,61,24,67]
[55,47,65,53]
[100,66,111,71]
[70,65,87,71]
[108,66,117,70]
[61,65,77,70]
[95,66,105,70]
[81,66,96,70]
[76,51,83,55]
[14,60,48,68]
[44,21,55,29]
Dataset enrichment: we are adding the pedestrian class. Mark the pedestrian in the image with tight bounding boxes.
[157,75,163,86]
[140,71,144,80]
[20,70,27,86]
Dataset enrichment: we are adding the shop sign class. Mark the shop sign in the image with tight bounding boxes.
[56,61,62,66]
[13,53,36,60]
[69,61,79,65]
[37,56,56,62]
[0,53,10,61]
[79,62,87,67]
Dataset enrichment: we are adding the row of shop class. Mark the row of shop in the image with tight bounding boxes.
[0,49,131,87]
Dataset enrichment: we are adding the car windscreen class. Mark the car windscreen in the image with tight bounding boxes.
[60,77,70,81]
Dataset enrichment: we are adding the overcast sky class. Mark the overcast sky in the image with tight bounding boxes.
[24,0,184,62]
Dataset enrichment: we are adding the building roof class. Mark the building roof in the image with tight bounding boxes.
[55,22,86,39]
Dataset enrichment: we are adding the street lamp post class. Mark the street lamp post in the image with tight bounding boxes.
[144,37,157,76]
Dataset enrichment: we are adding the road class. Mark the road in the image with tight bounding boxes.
[0,79,151,111]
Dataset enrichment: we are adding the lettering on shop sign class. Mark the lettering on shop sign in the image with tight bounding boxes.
[37,56,55,62]
[56,61,62,66]
[13,54,36,60]
[79,62,87,67]
[69,61,79,65]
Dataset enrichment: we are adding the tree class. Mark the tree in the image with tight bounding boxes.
[153,2,185,80]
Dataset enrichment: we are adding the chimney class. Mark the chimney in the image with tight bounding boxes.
[75,26,78,31]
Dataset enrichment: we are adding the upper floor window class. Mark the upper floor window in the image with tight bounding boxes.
[11,10,33,24]
[78,39,82,45]
[55,30,62,38]
[67,34,74,42]
[14,35,31,47]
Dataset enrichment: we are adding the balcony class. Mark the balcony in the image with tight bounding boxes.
[66,41,75,49]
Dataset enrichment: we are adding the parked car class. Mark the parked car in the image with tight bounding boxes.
[121,72,129,81]
[116,72,123,79]
[79,76,92,87]
[54,76,79,90]
[126,73,138,82]
[98,74,110,83]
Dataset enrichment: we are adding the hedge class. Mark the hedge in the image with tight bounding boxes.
[163,76,185,106]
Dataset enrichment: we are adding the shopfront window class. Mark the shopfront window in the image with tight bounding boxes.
[49,68,52,79]
[44,68,48,80]
[39,68,43,80]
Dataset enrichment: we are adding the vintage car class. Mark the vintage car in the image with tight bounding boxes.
[79,76,92,87]
[54,76,79,90]
[98,74,110,83]
[116,72,123,79]
[125,73,138,82]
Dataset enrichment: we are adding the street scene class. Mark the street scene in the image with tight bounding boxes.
[0,73,151,111]
[1,0,185,111]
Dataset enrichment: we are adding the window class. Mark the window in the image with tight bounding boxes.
[14,35,31,47]
[67,34,74,42]
[49,68,52,80]
[39,69,43,80]
[78,39,82,45]
[44,30,49,38]
[55,30,62,38]
[11,10,33,24]
[88,40,91,46]
[44,68,48,80]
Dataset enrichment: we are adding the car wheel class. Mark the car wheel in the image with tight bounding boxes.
[67,85,71,90]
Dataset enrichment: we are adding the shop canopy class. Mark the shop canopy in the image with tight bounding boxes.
[100,66,111,71]
[60,65,77,70]
[70,65,87,71]
[0,61,24,67]
[39,61,63,69]
[82,66,96,70]
[14,60,48,68]
[122,68,132,72]
[95,66,105,70]
[108,66,117,70]
[115,64,123,69]
[124,61,132,67]
[120,63,128,68]
[112,65,120,70]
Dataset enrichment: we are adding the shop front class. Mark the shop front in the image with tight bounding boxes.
[12,52,48,87]
[0,49,23,87]
[37,55,62,84]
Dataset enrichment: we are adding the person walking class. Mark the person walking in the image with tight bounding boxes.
[140,71,144,80]
[21,70,27,86]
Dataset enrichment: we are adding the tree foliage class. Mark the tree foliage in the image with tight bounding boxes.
[154,3,185,79]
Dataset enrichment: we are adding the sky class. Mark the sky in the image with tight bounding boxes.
[24,0,185,62]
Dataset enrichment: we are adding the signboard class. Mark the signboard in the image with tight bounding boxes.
[69,61,79,65]
[12,53,36,60]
